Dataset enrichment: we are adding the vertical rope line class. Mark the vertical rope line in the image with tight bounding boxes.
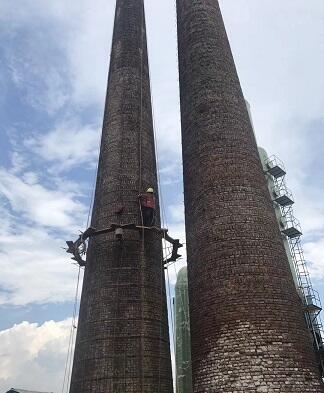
[138,2,145,240]
[111,242,125,391]
[138,4,145,393]
[149,63,167,230]
[61,266,82,393]
[61,317,74,393]
[139,1,144,196]
[66,321,77,391]
[86,158,99,229]
[86,52,108,229]
[145,9,174,391]
[158,250,164,393]
[67,267,82,391]
[158,232,170,392]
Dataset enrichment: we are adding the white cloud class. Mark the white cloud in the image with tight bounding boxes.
[0,223,83,306]
[219,1,324,193]
[220,0,324,121]
[10,152,28,175]
[65,1,114,106]
[0,0,114,112]
[0,161,88,306]
[2,32,70,115]
[159,161,183,188]
[168,202,185,224]
[292,189,324,236]
[26,121,101,173]
[22,172,39,186]
[0,319,71,393]
[0,164,87,305]
[304,238,324,279]
[0,169,86,231]
[0,0,182,153]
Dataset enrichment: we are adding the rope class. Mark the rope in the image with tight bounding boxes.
[150,72,167,230]
[158,248,165,393]
[138,1,144,197]
[138,0,145,248]
[146,7,182,390]
[138,2,184,391]
[138,4,145,392]
[145,12,169,392]
[61,266,82,393]
[111,243,126,390]
[85,116,104,229]
[86,163,98,229]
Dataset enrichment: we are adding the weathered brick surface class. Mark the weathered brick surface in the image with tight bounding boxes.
[176,0,324,392]
[69,1,173,392]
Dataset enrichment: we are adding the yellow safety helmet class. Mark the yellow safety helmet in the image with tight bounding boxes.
[146,187,154,193]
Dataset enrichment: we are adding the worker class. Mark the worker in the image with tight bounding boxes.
[139,187,156,227]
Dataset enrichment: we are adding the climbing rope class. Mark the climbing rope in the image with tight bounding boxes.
[111,242,126,391]
[138,0,144,197]
[146,18,168,393]
[61,266,82,393]
[85,115,103,230]
[138,4,146,393]
[145,2,186,390]
[85,164,97,230]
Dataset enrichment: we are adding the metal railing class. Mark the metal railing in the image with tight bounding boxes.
[265,155,324,375]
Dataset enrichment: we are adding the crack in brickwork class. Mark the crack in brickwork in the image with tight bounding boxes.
[176,0,324,391]
[69,1,173,392]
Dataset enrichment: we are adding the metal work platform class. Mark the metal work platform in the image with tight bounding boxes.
[282,226,302,238]
[274,194,294,207]
[273,186,294,207]
[266,155,287,178]
[281,217,302,239]
[66,223,183,267]
[305,303,322,314]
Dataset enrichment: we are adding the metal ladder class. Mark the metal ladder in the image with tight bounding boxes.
[265,155,324,375]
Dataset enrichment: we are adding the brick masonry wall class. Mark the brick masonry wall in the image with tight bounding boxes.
[176,0,324,392]
[69,1,173,392]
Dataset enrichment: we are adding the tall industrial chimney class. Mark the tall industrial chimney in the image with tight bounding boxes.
[69,1,173,392]
[176,1,324,391]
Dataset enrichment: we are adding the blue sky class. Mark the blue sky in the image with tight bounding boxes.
[0,0,324,391]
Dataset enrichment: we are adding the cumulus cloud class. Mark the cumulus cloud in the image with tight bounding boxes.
[25,121,101,173]
[0,319,71,393]
[0,318,175,393]
[0,223,83,306]
[0,169,86,231]
[0,159,88,305]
